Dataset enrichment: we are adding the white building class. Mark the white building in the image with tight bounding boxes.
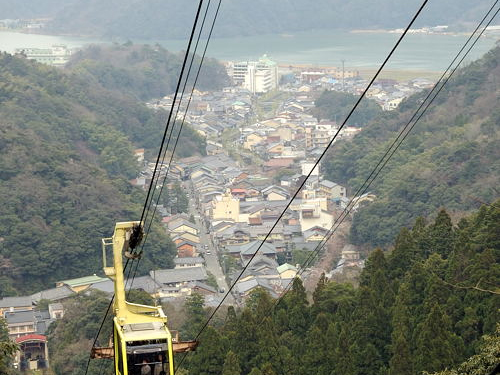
[15,45,71,67]
[228,55,278,94]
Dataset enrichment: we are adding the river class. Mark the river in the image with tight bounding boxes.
[0,29,498,71]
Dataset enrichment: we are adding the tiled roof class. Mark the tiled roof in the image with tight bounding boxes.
[152,267,207,284]
[277,263,298,274]
[0,296,32,308]
[31,286,75,303]
[58,275,107,287]
[174,257,205,265]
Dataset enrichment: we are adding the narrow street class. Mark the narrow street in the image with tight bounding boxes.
[185,183,235,305]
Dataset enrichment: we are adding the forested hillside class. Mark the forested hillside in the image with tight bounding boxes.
[0,51,203,294]
[0,0,491,39]
[67,43,230,101]
[313,91,383,126]
[48,203,500,375]
[323,46,500,247]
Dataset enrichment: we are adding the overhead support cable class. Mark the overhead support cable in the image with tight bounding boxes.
[174,0,431,372]
[84,2,206,375]
[139,0,206,228]
[274,0,500,309]
[128,0,219,293]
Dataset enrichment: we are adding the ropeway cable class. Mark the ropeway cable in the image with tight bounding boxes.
[174,0,431,372]
[273,0,500,311]
[128,0,220,294]
[84,2,206,374]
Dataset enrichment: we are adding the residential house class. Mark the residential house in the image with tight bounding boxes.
[174,257,205,269]
[303,226,329,242]
[267,142,284,155]
[4,309,52,339]
[48,303,64,319]
[263,157,295,171]
[243,132,265,150]
[176,240,198,258]
[31,286,75,305]
[55,275,107,293]
[227,241,277,261]
[189,281,217,296]
[168,220,199,236]
[0,296,33,317]
[153,267,207,289]
[211,191,240,222]
[277,263,298,279]
[261,185,290,201]
[319,179,346,199]
[297,202,334,232]
[172,232,200,244]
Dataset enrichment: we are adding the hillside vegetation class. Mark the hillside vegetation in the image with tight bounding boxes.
[48,203,500,375]
[313,90,383,126]
[67,43,230,100]
[0,0,491,39]
[323,46,500,247]
[0,50,210,294]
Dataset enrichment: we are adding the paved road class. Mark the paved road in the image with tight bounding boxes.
[185,185,235,305]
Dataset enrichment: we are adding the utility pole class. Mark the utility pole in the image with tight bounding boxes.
[341,59,345,91]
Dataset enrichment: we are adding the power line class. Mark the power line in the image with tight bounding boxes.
[174,0,430,371]
[84,2,207,375]
[129,0,221,292]
[274,0,500,310]
[139,0,205,228]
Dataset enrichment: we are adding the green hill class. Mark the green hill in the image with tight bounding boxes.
[323,46,500,247]
[67,43,230,101]
[45,203,500,375]
[0,50,208,294]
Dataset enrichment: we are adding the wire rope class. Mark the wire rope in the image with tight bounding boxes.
[274,0,500,311]
[174,0,431,371]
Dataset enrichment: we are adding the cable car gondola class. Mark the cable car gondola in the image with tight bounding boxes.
[91,221,197,375]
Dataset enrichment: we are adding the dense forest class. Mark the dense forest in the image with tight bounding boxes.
[0,47,220,294]
[313,90,383,126]
[0,0,492,39]
[323,46,500,247]
[67,43,230,101]
[43,202,500,375]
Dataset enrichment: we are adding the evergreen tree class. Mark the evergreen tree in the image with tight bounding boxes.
[415,304,463,373]
[231,309,260,374]
[388,227,417,280]
[428,209,455,259]
[187,326,226,375]
[352,250,393,375]
[182,293,206,340]
[388,289,414,375]
[302,314,331,375]
[334,325,355,375]
[0,318,17,374]
[312,273,328,316]
[284,278,310,335]
[222,350,241,375]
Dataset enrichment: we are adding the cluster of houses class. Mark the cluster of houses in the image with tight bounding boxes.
[147,87,253,139]
[281,66,434,112]
[137,80,372,300]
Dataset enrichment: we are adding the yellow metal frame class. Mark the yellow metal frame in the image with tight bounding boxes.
[103,221,174,375]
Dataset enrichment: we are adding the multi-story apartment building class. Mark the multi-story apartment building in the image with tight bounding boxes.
[305,123,339,149]
[227,55,279,94]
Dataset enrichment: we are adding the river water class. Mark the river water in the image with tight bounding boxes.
[0,29,498,71]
